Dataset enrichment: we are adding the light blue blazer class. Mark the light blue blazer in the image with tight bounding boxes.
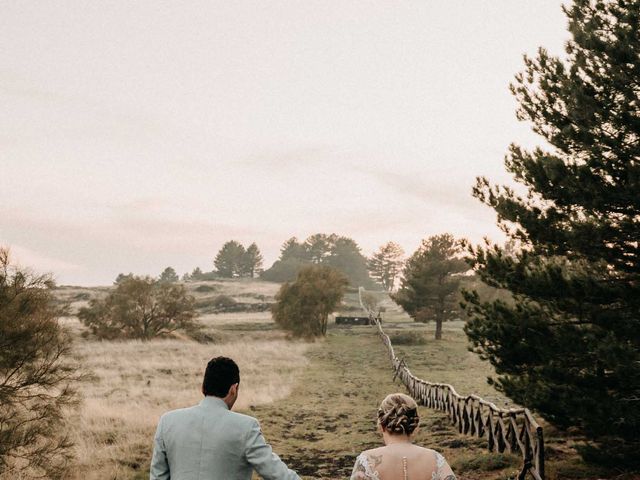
[150,396,301,480]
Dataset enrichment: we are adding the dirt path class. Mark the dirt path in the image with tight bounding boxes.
[247,327,516,480]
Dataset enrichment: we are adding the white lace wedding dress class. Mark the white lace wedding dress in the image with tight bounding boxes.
[350,450,452,480]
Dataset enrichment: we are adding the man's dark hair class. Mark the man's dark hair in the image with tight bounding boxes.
[202,356,240,397]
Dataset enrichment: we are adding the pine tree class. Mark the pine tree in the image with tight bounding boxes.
[158,266,179,283]
[368,242,405,291]
[279,237,307,261]
[213,241,246,278]
[324,235,375,288]
[241,243,264,278]
[393,234,467,340]
[463,0,640,466]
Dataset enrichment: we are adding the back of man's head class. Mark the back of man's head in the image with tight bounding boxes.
[202,356,240,397]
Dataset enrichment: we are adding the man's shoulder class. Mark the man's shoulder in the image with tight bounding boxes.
[160,404,200,423]
[160,403,258,426]
[226,410,260,429]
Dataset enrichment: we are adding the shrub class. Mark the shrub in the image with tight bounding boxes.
[78,276,196,340]
[389,331,427,345]
[272,265,348,337]
[194,284,217,293]
[0,248,79,478]
[212,294,237,308]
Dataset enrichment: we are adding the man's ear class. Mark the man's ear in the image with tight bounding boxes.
[229,383,239,396]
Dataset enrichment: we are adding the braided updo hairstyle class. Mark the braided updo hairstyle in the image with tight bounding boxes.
[377,393,420,435]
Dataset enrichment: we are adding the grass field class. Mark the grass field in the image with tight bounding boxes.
[55,280,623,480]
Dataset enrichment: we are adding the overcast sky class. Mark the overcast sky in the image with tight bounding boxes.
[1,1,569,285]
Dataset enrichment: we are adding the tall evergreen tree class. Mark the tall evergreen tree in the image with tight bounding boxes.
[279,237,307,261]
[394,234,467,340]
[304,233,333,264]
[158,266,179,283]
[463,0,640,466]
[213,241,246,278]
[241,242,264,278]
[368,242,405,291]
[324,235,374,288]
[262,233,374,286]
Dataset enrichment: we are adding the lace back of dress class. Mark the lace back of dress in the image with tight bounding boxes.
[402,456,408,480]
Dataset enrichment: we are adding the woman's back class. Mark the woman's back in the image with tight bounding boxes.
[351,444,454,480]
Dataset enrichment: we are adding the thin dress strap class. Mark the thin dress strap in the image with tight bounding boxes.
[402,456,408,480]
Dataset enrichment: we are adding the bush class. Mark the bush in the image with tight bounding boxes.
[0,248,79,478]
[272,265,348,337]
[389,331,427,345]
[212,294,237,308]
[78,276,196,340]
[194,284,217,293]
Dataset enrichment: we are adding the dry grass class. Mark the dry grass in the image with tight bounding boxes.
[198,310,274,326]
[68,338,311,480]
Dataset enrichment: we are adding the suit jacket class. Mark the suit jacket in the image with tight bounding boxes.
[150,396,301,480]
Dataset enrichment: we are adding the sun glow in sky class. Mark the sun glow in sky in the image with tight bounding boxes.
[1,1,569,285]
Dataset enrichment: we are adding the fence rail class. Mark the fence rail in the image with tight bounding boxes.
[372,316,545,480]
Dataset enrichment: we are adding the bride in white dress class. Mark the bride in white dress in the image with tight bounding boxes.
[350,393,456,480]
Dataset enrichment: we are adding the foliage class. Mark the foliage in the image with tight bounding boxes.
[261,257,307,283]
[272,265,348,337]
[393,234,468,339]
[214,241,264,278]
[213,240,246,278]
[78,275,196,340]
[158,266,179,283]
[194,284,217,293]
[114,272,134,284]
[211,294,237,308]
[280,236,307,261]
[463,0,640,466]
[241,242,264,278]
[368,242,405,291]
[0,248,78,478]
[323,236,373,287]
[262,234,374,287]
[182,267,205,282]
[389,331,427,346]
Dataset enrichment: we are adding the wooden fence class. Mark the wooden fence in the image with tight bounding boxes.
[372,316,545,480]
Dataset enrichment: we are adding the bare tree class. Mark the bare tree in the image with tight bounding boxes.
[0,248,79,479]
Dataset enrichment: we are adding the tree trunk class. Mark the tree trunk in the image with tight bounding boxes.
[435,318,443,340]
[434,299,445,340]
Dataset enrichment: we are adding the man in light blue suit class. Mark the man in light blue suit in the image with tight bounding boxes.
[150,356,301,480]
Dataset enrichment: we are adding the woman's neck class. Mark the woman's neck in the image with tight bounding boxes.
[382,433,412,445]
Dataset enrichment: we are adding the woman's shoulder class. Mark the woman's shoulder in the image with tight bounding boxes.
[360,446,386,456]
[355,446,389,469]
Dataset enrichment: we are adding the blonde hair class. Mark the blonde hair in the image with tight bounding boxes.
[377,393,419,435]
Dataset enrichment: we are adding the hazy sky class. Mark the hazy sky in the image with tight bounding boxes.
[1,1,569,285]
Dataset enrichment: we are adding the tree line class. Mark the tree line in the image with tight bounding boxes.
[168,235,405,290]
